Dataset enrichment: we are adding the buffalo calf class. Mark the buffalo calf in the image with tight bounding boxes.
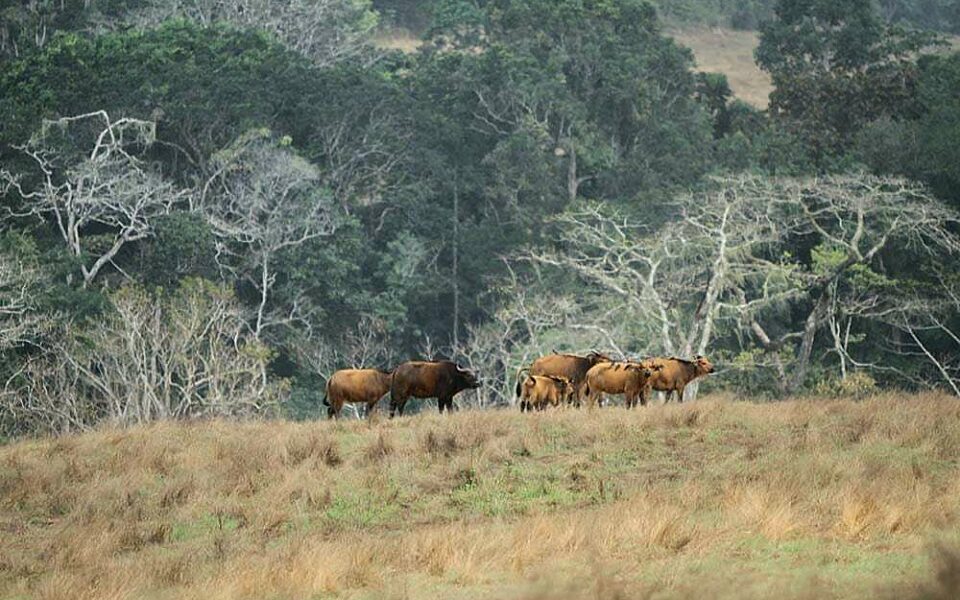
[517,374,574,412]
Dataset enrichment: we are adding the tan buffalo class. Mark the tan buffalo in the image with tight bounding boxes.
[516,373,575,412]
[527,351,611,405]
[584,361,659,408]
[389,360,480,416]
[323,368,393,419]
[641,355,715,403]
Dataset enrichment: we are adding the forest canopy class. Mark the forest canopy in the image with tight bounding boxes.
[1,0,959,434]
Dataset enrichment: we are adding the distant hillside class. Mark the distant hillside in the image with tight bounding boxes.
[671,27,771,107]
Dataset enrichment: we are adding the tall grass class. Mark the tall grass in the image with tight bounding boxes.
[2,393,959,599]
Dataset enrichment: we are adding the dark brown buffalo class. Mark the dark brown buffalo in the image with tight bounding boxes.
[389,361,480,416]
[584,361,658,408]
[527,351,611,405]
[641,355,715,403]
[516,374,575,412]
[323,368,393,419]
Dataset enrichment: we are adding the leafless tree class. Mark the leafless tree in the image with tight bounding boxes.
[517,174,960,397]
[121,0,381,68]
[528,174,792,358]
[0,250,44,351]
[203,131,339,338]
[0,111,190,287]
[449,261,605,408]
[0,280,284,436]
[766,175,960,390]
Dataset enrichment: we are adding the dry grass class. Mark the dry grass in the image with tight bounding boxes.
[2,393,960,599]
[670,27,772,108]
[373,28,423,53]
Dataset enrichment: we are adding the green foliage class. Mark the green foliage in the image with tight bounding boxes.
[813,371,879,398]
[1,0,959,417]
[136,212,218,288]
[0,21,320,178]
[855,52,960,208]
[696,72,734,138]
[756,0,941,165]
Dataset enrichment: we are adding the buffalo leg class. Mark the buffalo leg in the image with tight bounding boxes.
[389,394,408,418]
[327,405,338,419]
[676,385,685,403]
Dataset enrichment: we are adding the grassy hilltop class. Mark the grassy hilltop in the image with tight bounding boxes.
[2,395,960,599]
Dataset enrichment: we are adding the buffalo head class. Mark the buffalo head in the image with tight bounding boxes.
[456,366,480,390]
[694,355,715,374]
[586,350,612,365]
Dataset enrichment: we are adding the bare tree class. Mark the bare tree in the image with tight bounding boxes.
[519,174,960,397]
[450,262,606,408]
[0,250,44,351]
[528,175,793,360]
[203,131,339,338]
[0,112,190,287]
[121,0,380,68]
[767,175,960,390]
[1,280,284,436]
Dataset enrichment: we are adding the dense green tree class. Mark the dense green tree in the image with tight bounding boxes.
[856,52,960,208]
[756,0,939,164]
[910,54,960,203]
[0,21,322,180]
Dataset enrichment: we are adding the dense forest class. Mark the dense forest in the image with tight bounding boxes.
[1,0,959,434]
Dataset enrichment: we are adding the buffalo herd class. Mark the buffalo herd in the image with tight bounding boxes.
[322,352,714,418]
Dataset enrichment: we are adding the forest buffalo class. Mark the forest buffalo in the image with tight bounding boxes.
[389,361,480,416]
[516,373,575,412]
[323,368,393,418]
[584,361,659,408]
[527,351,611,405]
[641,355,715,403]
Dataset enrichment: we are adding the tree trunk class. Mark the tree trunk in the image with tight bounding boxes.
[567,143,578,203]
[789,288,832,392]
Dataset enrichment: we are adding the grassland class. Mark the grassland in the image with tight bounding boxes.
[670,28,771,108]
[2,393,960,599]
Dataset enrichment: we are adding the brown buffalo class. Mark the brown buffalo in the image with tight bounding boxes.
[641,355,715,403]
[516,373,575,412]
[389,360,480,416]
[527,351,611,405]
[584,361,658,408]
[323,368,393,419]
